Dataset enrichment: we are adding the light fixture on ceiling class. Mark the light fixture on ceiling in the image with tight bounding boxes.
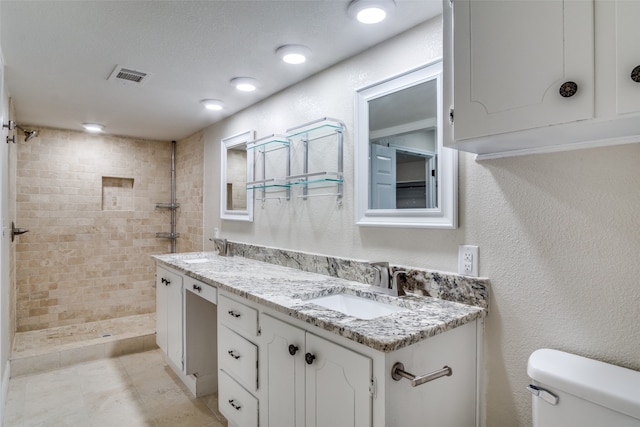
[201,99,225,111]
[276,44,311,65]
[347,0,395,24]
[230,77,259,92]
[82,123,105,133]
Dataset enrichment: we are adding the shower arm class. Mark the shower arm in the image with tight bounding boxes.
[3,120,39,143]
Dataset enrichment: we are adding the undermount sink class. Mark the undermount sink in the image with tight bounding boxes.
[306,293,407,320]
[183,258,211,264]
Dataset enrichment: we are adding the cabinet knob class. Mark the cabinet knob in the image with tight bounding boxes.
[305,352,316,365]
[227,310,241,318]
[631,65,640,83]
[559,81,578,98]
[228,399,242,411]
[288,345,299,356]
[192,284,202,292]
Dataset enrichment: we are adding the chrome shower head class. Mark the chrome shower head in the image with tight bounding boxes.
[23,130,38,142]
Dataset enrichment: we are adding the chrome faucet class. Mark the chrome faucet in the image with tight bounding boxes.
[370,262,407,297]
[212,238,230,257]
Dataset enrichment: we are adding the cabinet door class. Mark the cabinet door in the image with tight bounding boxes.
[261,314,306,427]
[166,271,183,369]
[156,267,183,369]
[452,0,594,141]
[305,333,372,427]
[614,0,640,115]
[156,268,169,355]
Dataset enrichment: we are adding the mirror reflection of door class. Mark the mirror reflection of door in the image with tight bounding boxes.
[226,147,248,210]
[368,80,438,210]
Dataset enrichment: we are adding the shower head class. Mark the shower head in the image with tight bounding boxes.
[23,130,38,142]
[14,124,38,142]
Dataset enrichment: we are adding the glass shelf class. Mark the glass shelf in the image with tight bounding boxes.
[246,177,290,190]
[247,134,289,152]
[287,171,343,186]
[286,118,344,142]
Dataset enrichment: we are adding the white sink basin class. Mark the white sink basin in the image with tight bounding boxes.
[183,258,210,264]
[307,293,407,320]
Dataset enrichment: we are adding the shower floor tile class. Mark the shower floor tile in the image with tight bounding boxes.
[11,313,157,377]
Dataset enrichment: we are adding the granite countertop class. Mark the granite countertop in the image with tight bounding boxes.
[153,251,486,353]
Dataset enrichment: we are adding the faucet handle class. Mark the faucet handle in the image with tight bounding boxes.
[391,270,408,297]
[369,262,390,288]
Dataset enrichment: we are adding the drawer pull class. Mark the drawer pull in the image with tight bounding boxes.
[228,399,242,411]
[161,277,170,286]
[228,310,241,318]
[631,65,640,83]
[288,345,299,356]
[305,352,316,365]
[228,350,241,360]
[192,284,202,292]
[559,81,578,98]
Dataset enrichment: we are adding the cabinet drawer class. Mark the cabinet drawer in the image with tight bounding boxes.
[219,294,258,336]
[219,370,258,427]
[185,278,217,305]
[219,325,258,391]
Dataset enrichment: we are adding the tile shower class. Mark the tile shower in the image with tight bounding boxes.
[12,127,205,372]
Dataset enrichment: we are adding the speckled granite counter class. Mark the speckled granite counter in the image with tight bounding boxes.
[153,251,487,353]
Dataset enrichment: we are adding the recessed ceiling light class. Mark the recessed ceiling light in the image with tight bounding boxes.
[347,0,395,24]
[276,44,311,65]
[201,99,225,111]
[82,123,104,133]
[230,77,259,92]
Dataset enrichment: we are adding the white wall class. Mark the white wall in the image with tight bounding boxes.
[203,18,640,426]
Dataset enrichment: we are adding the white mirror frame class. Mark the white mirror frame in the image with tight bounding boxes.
[354,61,458,229]
[220,130,255,222]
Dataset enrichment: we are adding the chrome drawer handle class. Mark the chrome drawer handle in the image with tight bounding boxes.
[227,310,241,318]
[228,399,242,410]
[228,350,241,360]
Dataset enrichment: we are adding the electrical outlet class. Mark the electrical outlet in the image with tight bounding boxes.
[458,245,479,277]
[213,227,220,239]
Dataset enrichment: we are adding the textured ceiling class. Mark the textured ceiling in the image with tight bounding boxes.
[0,0,441,141]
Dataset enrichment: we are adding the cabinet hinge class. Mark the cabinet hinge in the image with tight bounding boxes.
[369,377,377,398]
[449,107,454,125]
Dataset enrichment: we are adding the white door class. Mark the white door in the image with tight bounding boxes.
[452,0,594,140]
[166,271,183,369]
[0,58,9,410]
[261,314,305,427]
[156,268,169,355]
[305,333,372,427]
[369,144,395,209]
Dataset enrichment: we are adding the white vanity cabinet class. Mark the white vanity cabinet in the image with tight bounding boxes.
[260,314,372,427]
[216,289,480,427]
[156,266,218,397]
[156,266,183,370]
[445,0,640,158]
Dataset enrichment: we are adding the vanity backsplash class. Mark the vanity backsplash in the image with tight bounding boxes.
[228,241,489,310]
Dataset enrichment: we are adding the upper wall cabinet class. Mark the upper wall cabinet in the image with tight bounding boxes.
[444,0,640,159]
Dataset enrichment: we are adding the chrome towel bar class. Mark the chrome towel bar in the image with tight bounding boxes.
[391,362,452,387]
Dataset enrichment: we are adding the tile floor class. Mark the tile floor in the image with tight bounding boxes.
[3,349,228,427]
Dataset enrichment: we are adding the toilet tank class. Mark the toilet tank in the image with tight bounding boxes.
[527,349,640,427]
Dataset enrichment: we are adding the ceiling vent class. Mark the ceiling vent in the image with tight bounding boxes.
[108,65,150,85]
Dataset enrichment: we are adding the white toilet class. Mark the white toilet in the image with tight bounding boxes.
[527,348,640,426]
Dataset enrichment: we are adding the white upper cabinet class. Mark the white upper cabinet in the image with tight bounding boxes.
[445,0,640,159]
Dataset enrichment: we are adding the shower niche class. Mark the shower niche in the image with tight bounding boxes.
[102,177,134,211]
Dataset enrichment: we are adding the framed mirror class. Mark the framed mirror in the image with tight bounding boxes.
[220,130,255,222]
[354,61,457,228]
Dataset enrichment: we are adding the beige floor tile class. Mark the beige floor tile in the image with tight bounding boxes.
[4,349,225,427]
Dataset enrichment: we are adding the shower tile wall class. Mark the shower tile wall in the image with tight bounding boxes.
[15,129,173,332]
[175,131,204,253]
